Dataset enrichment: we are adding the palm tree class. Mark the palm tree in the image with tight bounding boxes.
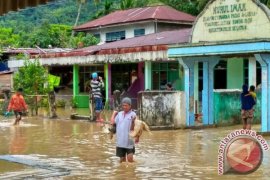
[196,0,208,12]
[120,0,135,10]
[93,0,114,19]
[71,0,100,37]
[261,0,270,7]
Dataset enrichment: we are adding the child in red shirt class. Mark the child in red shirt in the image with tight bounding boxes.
[7,88,28,125]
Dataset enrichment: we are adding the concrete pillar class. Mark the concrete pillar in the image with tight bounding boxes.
[104,63,111,103]
[73,65,79,97]
[194,62,199,110]
[202,57,220,125]
[179,56,220,127]
[255,54,270,132]
[144,61,152,90]
[248,57,257,87]
[179,58,195,126]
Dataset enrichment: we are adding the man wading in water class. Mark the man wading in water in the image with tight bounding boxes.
[112,97,138,163]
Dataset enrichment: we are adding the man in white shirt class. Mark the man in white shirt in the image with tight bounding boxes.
[114,97,137,163]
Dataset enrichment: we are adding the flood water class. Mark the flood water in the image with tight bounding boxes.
[0,108,269,179]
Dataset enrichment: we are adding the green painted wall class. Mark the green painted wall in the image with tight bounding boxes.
[227,58,244,89]
[73,65,89,108]
[73,65,79,96]
[75,95,89,108]
[214,90,260,125]
[104,63,109,101]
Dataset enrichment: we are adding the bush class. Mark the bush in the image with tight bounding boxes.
[56,99,66,107]
[70,98,78,108]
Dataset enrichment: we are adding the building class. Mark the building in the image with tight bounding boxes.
[74,6,195,43]
[168,0,270,132]
[8,5,195,108]
[6,1,270,132]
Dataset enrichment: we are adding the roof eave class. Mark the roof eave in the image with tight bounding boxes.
[73,19,194,32]
[168,40,270,58]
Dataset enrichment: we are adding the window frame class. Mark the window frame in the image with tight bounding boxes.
[134,28,145,37]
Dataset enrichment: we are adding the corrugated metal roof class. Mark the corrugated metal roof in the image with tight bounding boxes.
[5,48,44,55]
[74,6,196,31]
[37,29,191,58]
[76,29,191,52]
[4,48,72,55]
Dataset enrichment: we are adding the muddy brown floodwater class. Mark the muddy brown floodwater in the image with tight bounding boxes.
[0,108,269,179]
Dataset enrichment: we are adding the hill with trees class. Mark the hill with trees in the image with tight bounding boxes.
[0,0,269,49]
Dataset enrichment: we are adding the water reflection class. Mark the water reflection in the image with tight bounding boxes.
[9,127,27,154]
[0,109,269,179]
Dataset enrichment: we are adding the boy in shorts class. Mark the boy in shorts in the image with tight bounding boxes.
[6,88,28,125]
[90,72,104,122]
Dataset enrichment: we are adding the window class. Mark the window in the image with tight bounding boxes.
[152,62,180,90]
[214,60,227,89]
[256,61,261,86]
[106,31,125,42]
[111,64,137,94]
[244,59,249,85]
[93,33,100,41]
[134,29,145,37]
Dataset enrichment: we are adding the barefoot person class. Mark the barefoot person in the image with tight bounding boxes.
[114,97,138,163]
[6,88,28,125]
[90,72,104,122]
[241,85,256,130]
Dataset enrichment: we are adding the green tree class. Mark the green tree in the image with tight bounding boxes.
[196,0,209,13]
[159,0,198,15]
[261,0,270,8]
[19,23,73,48]
[22,22,52,48]
[93,0,114,19]
[70,32,99,48]
[13,57,49,115]
[72,0,100,37]
[0,28,20,48]
[120,0,135,9]
[147,0,164,5]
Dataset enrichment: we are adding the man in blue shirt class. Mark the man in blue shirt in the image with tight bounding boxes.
[241,84,256,130]
[114,97,137,163]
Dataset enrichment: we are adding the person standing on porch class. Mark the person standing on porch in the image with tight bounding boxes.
[90,72,104,122]
[166,82,173,91]
[240,84,256,130]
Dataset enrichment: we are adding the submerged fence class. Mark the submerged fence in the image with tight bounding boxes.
[0,93,76,116]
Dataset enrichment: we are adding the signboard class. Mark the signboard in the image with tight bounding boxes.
[191,0,270,43]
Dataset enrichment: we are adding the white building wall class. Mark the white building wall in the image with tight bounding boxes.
[89,22,156,43]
